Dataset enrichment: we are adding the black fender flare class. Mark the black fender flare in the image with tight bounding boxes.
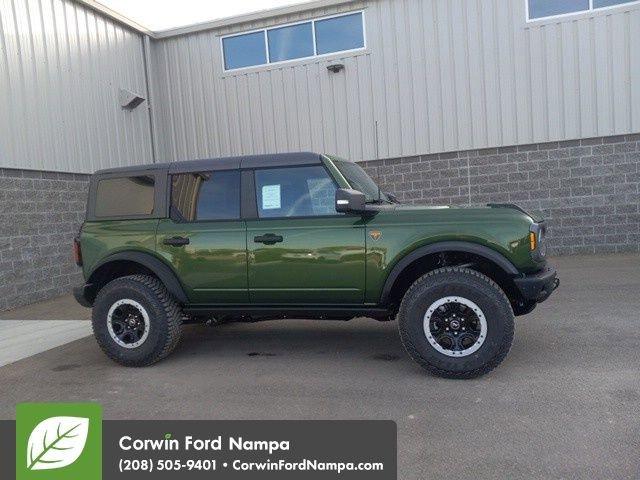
[87,251,189,304]
[379,241,519,304]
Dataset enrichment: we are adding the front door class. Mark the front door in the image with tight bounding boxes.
[246,165,366,304]
[156,169,248,304]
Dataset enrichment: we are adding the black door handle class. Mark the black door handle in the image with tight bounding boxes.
[163,236,190,247]
[254,233,283,245]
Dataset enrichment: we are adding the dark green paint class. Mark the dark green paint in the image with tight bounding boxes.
[156,219,248,303]
[81,219,159,278]
[80,157,544,307]
[362,205,537,303]
[246,216,366,303]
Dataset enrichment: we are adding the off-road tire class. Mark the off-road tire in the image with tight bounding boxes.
[92,274,182,367]
[398,267,514,379]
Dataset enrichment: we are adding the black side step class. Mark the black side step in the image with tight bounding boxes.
[182,305,394,321]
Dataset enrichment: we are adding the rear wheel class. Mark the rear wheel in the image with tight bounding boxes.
[398,267,514,379]
[92,274,182,366]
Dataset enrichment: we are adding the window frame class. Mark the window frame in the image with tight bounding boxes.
[169,170,242,224]
[251,164,344,220]
[526,0,640,22]
[219,10,366,73]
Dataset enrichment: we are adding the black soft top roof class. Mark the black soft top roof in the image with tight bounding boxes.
[95,152,325,175]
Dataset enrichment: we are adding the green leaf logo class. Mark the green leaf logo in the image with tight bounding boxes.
[26,416,89,470]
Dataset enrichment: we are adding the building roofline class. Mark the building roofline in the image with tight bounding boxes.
[74,0,154,36]
[75,0,357,39]
[153,0,357,39]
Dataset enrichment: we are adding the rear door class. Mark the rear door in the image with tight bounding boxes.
[156,169,248,304]
[245,164,366,304]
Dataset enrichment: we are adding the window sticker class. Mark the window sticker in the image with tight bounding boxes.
[262,184,281,210]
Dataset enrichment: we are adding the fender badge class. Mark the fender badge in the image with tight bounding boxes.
[369,230,382,241]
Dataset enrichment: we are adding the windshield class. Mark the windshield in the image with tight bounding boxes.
[331,158,389,203]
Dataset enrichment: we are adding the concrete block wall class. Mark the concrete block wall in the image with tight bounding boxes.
[361,134,640,255]
[0,133,638,311]
[0,169,88,311]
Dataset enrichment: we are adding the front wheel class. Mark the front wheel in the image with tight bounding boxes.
[91,274,182,367]
[398,267,514,379]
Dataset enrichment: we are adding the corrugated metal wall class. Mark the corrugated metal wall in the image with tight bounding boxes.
[150,0,640,163]
[2,0,638,171]
[0,0,153,173]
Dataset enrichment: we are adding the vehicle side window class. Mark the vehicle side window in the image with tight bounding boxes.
[171,170,240,221]
[95,176,155,217]
[254,166,338,218]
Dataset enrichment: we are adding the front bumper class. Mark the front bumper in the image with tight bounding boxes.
[73,284,93,308]
[513,266,559,303]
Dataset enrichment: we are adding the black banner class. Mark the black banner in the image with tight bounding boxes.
[2,420,396,479]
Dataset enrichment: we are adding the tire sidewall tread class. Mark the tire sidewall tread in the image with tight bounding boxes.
[92,274,182,367]
[398,267,515,379]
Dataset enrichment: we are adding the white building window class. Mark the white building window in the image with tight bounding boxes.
[314,13,365,55]
[267,22,314,62]
[527,0,639,20]
[221,11,365,71]
[222,31,267,70]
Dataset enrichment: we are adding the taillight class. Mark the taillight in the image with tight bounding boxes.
[73,237,83,266]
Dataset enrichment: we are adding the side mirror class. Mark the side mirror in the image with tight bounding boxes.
[335,188,366,213]
[386,192,398,203]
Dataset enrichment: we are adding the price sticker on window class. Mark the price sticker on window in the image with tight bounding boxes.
[261,185,281,210]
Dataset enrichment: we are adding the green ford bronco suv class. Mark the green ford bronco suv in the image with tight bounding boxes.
[73,152,558,378]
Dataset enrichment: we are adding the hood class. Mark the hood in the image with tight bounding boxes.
[389,202,543,223]
[485,203,544,223]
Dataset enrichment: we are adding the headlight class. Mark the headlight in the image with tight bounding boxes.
[538,227,547,257]
[529,223,547,261]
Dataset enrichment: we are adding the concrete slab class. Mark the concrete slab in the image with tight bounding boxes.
[0,254,639,479]
[0,320,92,367]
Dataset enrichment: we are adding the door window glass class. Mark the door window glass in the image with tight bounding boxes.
[171,170,240,221]
[254,166,337,218]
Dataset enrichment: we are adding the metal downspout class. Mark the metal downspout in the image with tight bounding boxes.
[142,35,158,163]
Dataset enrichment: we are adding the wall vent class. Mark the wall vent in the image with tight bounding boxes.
[119,88,146,110]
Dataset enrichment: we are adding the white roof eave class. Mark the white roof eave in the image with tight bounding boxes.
[75,0,359,39]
